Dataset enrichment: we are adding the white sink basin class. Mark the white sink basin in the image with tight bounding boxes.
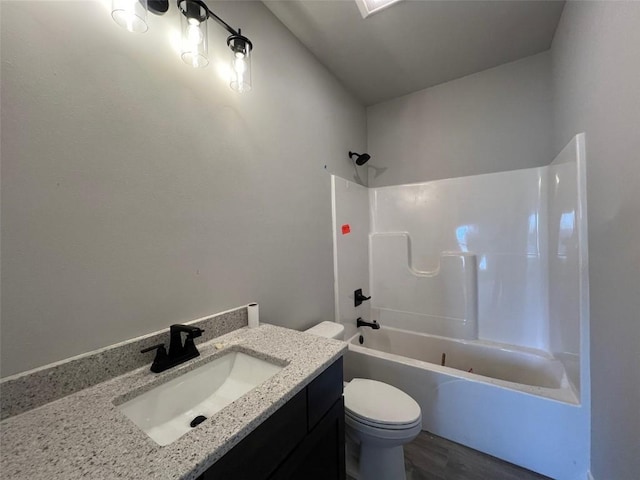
[116,351,284,446]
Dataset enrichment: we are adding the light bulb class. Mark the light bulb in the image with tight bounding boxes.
[231,55,247,91]
[233,55,247,74]
[186,23,204,46]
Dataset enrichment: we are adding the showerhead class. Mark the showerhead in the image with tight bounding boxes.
[349,151,371,166]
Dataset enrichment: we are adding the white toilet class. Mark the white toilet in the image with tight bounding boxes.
[305,321,422,480]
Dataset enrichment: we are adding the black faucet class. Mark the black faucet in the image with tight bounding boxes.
[357,317,380,330]
[141,324,205,373]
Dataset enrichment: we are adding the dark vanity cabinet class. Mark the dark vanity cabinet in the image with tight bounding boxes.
[199,357,345,480]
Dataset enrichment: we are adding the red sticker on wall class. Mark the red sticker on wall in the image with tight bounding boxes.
[341,224,351,235]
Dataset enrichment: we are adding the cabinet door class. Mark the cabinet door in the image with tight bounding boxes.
[269,398,346,480]
[202,389,307,480]
[200,357,345,480]
[307,358,343,430]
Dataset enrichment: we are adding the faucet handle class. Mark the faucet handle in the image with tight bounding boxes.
[141,344,169,373]
[354,288,372,307]
[187,327,204,338]
[141,343,166,354]
[169,324,204,337]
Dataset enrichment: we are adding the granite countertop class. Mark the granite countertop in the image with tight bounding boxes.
[0,324,347,479]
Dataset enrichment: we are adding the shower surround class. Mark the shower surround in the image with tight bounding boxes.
[332,134,589,479]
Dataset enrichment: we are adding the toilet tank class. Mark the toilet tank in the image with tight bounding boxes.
[305,321,345,340]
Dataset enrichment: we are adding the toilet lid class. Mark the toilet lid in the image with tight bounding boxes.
[344,378,421,427]
[305,321,344,339]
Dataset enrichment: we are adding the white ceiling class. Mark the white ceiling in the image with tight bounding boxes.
[263,0,565,106]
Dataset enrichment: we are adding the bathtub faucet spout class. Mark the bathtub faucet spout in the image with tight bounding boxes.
[357,317,380,330]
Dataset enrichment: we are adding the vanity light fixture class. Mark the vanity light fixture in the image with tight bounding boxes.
[111,0,253,92]
[227,30,252,93]
[178,0,209,68]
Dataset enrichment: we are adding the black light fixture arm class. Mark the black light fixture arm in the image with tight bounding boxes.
[176,0,252,52]
[146,0,247,38]
[201,3,238,37]
[177,0,246,38]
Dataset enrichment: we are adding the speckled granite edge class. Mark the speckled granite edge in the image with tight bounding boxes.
[0,306,248,420]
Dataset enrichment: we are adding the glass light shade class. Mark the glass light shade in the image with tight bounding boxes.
[229,40,252,93]
[112,0,148,33]
[179,2,209,68]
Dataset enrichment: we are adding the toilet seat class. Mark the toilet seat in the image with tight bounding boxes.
[346,410,422,431]
[344,378,421,429]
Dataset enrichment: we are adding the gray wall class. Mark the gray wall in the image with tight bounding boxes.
[0,1,366,377]
[366,51,554,187]
[551,2,640,479]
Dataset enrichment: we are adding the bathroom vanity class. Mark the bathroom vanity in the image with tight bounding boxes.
[0,320,347,480]
[200,358,344,480]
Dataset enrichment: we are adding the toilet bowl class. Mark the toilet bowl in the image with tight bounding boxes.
[344,378,421,480]
[305,322,422,480]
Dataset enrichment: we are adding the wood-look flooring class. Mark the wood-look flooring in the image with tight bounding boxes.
[404,431,552,480]
[348,430,552,480]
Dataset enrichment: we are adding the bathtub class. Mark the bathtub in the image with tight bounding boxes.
[343,326,589,480]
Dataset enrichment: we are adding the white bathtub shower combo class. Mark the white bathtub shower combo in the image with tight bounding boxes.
[331,134,589,480]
